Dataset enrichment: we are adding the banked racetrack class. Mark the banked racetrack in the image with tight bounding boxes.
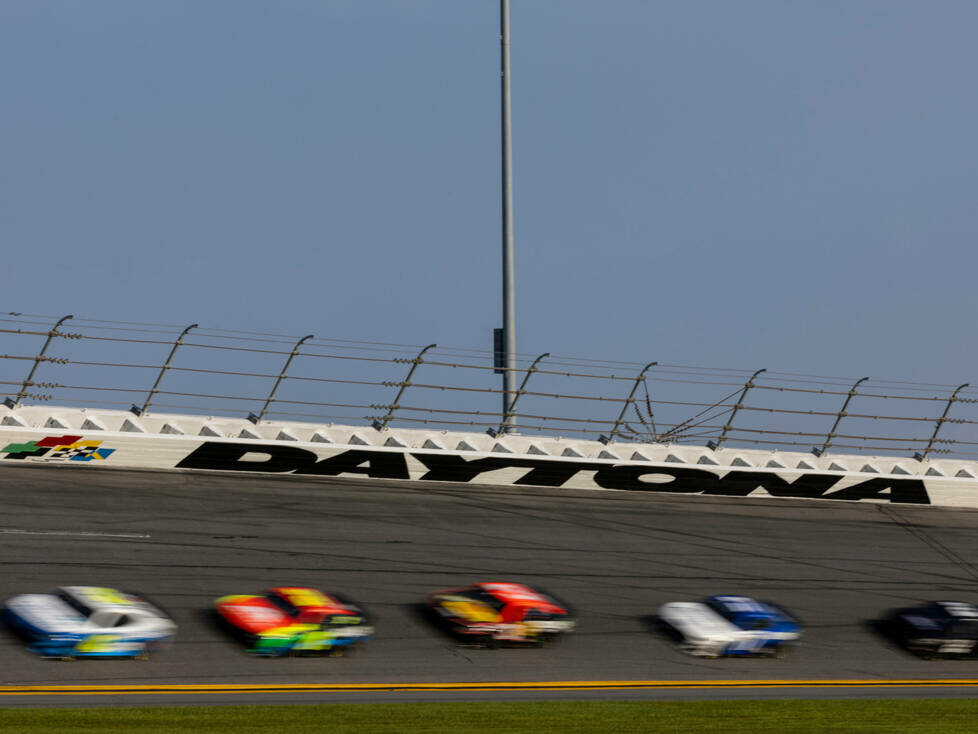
[3,464,978,707]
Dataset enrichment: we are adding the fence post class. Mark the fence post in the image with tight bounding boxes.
[7,314,73,409]
[600,361,657,444]
[915,383,969,461]
[132,323,198,416]
[248,334,314,424]
[710,368,766,450]
[490,352,548,437]
[373,344,437,430]
[812,376,869,456]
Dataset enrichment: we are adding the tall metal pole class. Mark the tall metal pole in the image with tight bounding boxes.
[500,0,517,433]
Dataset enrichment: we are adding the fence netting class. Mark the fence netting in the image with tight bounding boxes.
[2,311,975,460]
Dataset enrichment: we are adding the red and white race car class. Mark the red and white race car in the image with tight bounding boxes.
[426,582,575,645]
[214,586,372,656]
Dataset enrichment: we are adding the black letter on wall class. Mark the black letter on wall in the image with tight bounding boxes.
[176,442,316,473]
[298,449,410,480]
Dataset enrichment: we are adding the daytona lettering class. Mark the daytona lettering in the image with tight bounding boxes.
[174,442,930,504]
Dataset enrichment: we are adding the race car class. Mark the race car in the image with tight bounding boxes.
[2,586,175,659]
[878,601,978,658]
[656,594,802,657]
[425,582,575,645]
[214,586,372,656]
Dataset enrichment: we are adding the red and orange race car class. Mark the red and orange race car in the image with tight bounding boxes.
[426,582,575,645]
[214,586,372,656]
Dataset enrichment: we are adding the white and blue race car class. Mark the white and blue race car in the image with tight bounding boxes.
[657,595,802,657]
[3,586,176,659]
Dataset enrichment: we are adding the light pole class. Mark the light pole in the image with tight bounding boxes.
[499,0,517,432]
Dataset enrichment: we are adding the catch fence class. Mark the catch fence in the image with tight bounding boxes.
[2,311,976,460]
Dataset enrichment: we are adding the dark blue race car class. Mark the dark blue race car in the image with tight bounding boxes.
[880,601,978,658]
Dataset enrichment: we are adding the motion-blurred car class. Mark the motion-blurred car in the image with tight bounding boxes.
[2,586,175,659]
[214,586,372,656]
[879,600,978,658]
[426,582,575,645]
[657,594,802,657]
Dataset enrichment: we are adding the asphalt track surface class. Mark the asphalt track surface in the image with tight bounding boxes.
[3,464,978,707]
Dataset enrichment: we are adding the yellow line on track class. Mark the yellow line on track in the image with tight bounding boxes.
[3,680,978,696]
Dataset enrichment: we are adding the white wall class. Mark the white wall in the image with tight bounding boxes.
[2,404,976,508]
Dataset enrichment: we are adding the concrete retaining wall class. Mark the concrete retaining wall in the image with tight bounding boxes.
[2,404,977,508]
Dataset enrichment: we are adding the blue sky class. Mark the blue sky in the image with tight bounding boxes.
[3,0,976,390]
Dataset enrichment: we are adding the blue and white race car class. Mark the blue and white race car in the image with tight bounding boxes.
[3,586,176,659]
[657,595,802,657]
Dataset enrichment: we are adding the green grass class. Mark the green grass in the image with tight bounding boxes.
[3,699,978,733]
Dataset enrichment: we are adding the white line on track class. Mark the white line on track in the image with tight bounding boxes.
[0,529,150,539]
